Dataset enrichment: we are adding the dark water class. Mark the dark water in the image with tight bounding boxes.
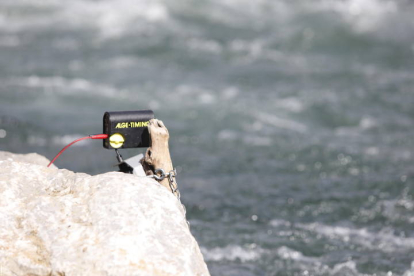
[1,0,414,275]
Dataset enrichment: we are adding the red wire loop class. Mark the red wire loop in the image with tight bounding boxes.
[47,134,108,168]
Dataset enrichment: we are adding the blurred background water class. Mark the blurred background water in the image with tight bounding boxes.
[1,0,414,275]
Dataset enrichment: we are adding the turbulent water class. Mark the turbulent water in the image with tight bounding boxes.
[1,0,414,275]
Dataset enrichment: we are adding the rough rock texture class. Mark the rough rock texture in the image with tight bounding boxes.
[0,151,209,276]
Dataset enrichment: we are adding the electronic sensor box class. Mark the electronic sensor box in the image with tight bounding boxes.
[103,110,154,149]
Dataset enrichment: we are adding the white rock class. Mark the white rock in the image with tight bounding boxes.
[0,151,209,276]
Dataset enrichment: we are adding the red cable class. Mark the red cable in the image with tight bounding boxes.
[47,134,108,167]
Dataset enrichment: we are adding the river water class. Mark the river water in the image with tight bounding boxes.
[1,0,414,275]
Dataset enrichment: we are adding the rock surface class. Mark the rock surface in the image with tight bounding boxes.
[0,151,209,276]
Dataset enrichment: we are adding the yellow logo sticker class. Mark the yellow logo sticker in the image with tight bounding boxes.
[115,121,149,129]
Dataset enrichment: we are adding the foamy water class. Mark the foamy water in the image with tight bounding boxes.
[1,0,414,275]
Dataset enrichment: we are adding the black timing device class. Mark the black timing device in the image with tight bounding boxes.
[103,110,154,149]
[47,109,154,174]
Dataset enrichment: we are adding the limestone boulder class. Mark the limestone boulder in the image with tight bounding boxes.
[0,151,209,276]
